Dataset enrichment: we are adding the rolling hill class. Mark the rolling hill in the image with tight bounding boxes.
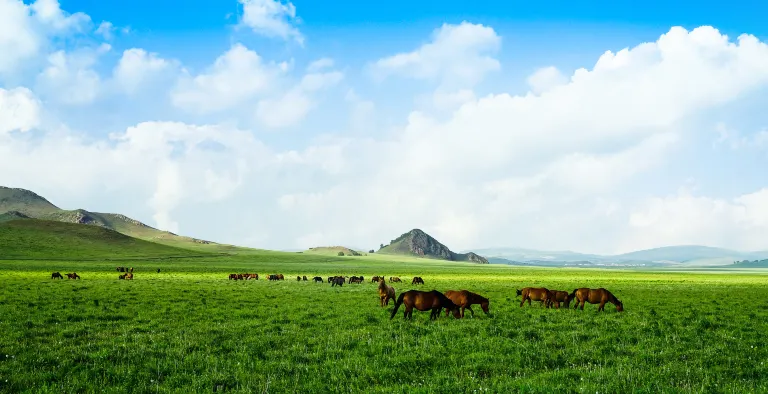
[0,186,244,253]
[305,246,365,256]
[378,229,488,263]
[0,219,205,259]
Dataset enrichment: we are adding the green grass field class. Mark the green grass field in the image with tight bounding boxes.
[2,251,768,393]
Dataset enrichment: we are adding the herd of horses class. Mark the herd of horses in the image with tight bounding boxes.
[48,268,623,318]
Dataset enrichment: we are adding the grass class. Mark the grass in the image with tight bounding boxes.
[1,250,768,393]
[0,220,209,260]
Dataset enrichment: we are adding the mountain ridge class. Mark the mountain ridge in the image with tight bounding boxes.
[379,229,489,264]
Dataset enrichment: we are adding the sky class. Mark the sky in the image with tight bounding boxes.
[1,0,768,255]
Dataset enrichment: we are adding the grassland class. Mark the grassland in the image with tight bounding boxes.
[2,249,768,393]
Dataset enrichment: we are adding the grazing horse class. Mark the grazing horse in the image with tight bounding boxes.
[116,266,126,272]
[390,290,461,320]
[277,274,284,280]
[570,288,623,312]
[302,276,308,281]
[517,287,550,308]
[349,276,364,284]
[125,273,134,280]
[377,279,396,307]
[411,276,424,285]
[546,290,572,309]
[313,276,323,283]
[389,277,402,283]
[229,274,238,280]
[371,276,382,283]
[119,274,126,280]
[157,268,161,273]
[297,276,302,281]
[444,290,490,318]
[51,272,63,279]
[331,277,345,287]
[129,267,134,273]
[66,273,80,280]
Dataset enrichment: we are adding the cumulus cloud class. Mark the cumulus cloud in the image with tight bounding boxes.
[0,0,41,76]
[35,45,108,105]
[527,66,568,95]
[171,43,289,113]
[371,21,501,89]
[113,48,173,94]
[238,0,303,45]
[31,0,91,32]
[255,70,344,128]
[0,87,41,134]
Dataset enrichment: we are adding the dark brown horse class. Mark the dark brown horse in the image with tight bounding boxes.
[390,290,461,320]
[302,275,308,281]
[119,273,126,280]
[377,279,396,307]
[517,287,549,307]
[570,288,623,312]
[125,273,134,280]
[313,276,323,283]
[411,276,424,285]
[389,277,402,283]
[51,272,63,279]
[371,276,382,283]
[444,290,490,318]
[66,273,80,280]
[331,277,345,287]
[546,290,572,309]
[297,275,302,281]
[116,266,126,272]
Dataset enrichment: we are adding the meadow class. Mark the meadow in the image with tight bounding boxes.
[1,253,768,393]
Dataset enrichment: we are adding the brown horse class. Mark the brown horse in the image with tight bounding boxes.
[371,276,382,283]
[444,290,490,318]
[331,277,345,287]
[66,273,80,280]
[570,288,623,312]
[297,275,302,281]
[302,275,308,281]
[377,279,396,307]
[411,276,424,285]
[124,273,134,280]
[390,290,461,320]
[51,272,63,279]
[313,276,323,283]
[389,276,402,283]
[116,266,126,272]
[517,287,549,307]
[546,290,572,309]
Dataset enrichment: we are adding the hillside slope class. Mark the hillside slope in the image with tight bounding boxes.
[0,186,243,252]
[378,229,488,263]
[305,246,364,256]
[0,219,205,259]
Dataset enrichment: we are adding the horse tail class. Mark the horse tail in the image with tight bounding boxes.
[390,293,406,319]
[569,289,578,299]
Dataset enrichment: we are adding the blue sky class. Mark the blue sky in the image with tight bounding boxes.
[2,0,768,254]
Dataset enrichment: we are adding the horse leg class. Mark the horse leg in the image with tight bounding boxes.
[580,301,585,310]
[598,301,605,312]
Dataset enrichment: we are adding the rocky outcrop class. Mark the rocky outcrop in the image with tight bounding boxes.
[380,229,489,264]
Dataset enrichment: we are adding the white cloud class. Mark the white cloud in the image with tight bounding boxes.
[238,0,303,45]
[35,45,107,105]
[255,70,344,128]
[171,43,288,113]
[0,0,41,76]
[31,0,90,32]
[94,21,114,40]
[0,87,41,134]
[527,66,568,95]
[113,48,172,94]
[371,21,501,89]
[307,58,334,72]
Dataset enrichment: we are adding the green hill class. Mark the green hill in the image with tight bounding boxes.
[305,246,364,256]
[378,229,488,264]
[0,186,245,253]
[0,219,205,260]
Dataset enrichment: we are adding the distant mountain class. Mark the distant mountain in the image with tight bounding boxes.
[379,229,489,264]
[468,244,768,267]
[0,186,241,252]
[305,246,364,256]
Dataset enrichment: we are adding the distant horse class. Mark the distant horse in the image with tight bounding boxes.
[157,268,161,273]
[390,290,461,320]
[116,266,126,272]
[377,279,396,307]
[546,290,572,309]
[570,288,623,312]
[411,277,424,285]
[277,274,284,280]
[248,274,259,280]
[129,267,134,273]
[517,287,550,308]
[119,274,125,280]
[302,276,308,281]
[349,276,364,284]
[51,272,63,279]
[125,273,134,280]
[313,276,323,283]
[229,274,238,280]
[390,277,402,283]
[331,277,345,287]
[371,276,382,283]
[66,273,80,280]
[444,290,490,318]
[297,276,302,281]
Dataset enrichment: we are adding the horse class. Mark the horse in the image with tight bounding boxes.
[331,277,345,287]
[125,273,134,280]
[302,276,308,281]
[546,290,572,309]
[229,274,238,280]
[390,290,461,320]
[157,268,161,273]
[277,274,284,280]
[389,277,402,283]
[411,276,424,285]
[116,266,126,272]
[349,276,363,284]
[66,273,80,280]
[247,274,258,280]
[297,276,302,281]
[313,276,323,283]
[570,288,623,312]
[51,272,63,279]
[444,290,490,318]
[377,279,396,307]
[517,287,550,308]
[129,267,134,273]
[371,276,382,283]
[119,274,126,280]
